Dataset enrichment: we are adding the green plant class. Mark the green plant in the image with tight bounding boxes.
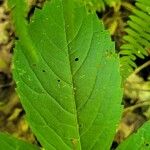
[4,0,123,149]
[0,0,150,150]
[77,0,121,12]
[120,0,150,79]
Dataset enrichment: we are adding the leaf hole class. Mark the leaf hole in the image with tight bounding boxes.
[42,70,46,72]
[145,143,149,147]
[15,37,19,40]
[57,80,60,82]
[75,57,79,61]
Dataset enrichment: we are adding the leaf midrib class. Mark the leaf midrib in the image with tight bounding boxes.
[61,1,82,149]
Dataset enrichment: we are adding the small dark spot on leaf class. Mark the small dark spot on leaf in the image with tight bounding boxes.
[145,143,149,147]
[15,37,19,40]
[75,58,79,61]
[57,80,60,82]
[42,70,46,72]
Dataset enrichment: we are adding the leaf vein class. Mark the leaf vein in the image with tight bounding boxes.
[21,91,72,149]
[21,50,74,116]
[73,31,94,76]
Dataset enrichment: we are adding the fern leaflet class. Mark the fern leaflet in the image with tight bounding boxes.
[120,0,150,80]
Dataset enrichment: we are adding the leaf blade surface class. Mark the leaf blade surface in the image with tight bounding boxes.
[9,0,122,149]
[117,121,150,150]
[0,133,39,150]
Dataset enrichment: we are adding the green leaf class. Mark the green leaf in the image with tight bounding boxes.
[9,0,122,149]
[0,133,40,150]
[117,121,150,150]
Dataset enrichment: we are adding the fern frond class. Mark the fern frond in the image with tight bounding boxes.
[120,0,150,80]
